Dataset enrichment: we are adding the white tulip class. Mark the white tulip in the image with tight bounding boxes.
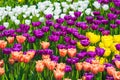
[3,22,9,28]
[93,1,101,9]
[102,4,109,11]
[25,20,31,25]
[15,20,20,25]
[39,17,45,22]
[66,0,72,2]
[85,8,91,15]
[53,15,59,19]
[60,14,66,18]
[29,16,33,19]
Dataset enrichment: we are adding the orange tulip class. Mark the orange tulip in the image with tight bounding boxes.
[23,55,31,63]
[16,35,26,44]
[0,60,4,67]
[113,71,120,80]
[9,58,15,65]
[107,67,116,76]
[53,69,65,80]
[0,40,7,49]
[6,36,14,44]
[115,60,120,69]
[91,60,99,64]
[98,64,104,72]
[36,61,44,73]
[64,78,71,80]
[26,50,35,59]
[42,54,50,60]
[59,49,67,57]
[82,62,91,71]
[75,62,82,71]
[43,58,51,66]
[40,41,50,49]
[46,61,56,71]
[91,64,99,74]
[11,51,23,61]
[67,48,77,58]
[0,68,5,76]
[82,76,86,80]
[56,63,66,71]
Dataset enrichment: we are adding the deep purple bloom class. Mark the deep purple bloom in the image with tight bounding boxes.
[93,11,100,16]
[98,27,105,32]
[80,38,90,46]
[51,55,59,62]
[71,16,77,21]
[60,26,67,31]
[85,58,95,63]
[76,50,87,59]
[102,30,110,35]
[93,20,101,25]
[49,35,60,42]
[84,72,94,80]
[101,19,109,24]
[64,36,71,43]
[27,36,36,43]
[74,11,81,17]
[44,49,53,55]
[33,29,44,38]
[32,21,41,27]
[97,16,104,20]
[86,16,93,24]
[45,14,52,19]
[91,24,99,30]
[22,33,30,38]
[95,47,105,56]
[66,58,72,64]
[67,45,76,49]
[110,7,116,13]
[64,15,72,20]
[41,26,50,32]
[67,20,74,26]
[70,40,77,45]
[3,29,15,37]
[106,75,114,80]
[12,43,22,51]
[87,51,96,57]
[2,48,11,54]
[107,13,117,20]
[16,28,22,33]
[46,20,53,26]
[64,65,72,72]
[115,20,120,25]
[57,44,66,49]
[115,44,120,51]
[19,24,30,33]
[52,31,62,36]
[0,25,5,31]
[53,23,61,29]
[56,18,64,24]
[110,24,117,29]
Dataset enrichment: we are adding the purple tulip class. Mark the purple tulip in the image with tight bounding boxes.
[95,47,105,56]
[107,13,117,20]
[87,51,96,57]
[64,15,72,20]
[45,14,52,19]
[101,19,109,24]
[33,29,44,38]
[56,18,64,24]
[64,65,72,72]
[115,20,120,25]
[106,75,114,80]
[91,24,99,30]
[32,21,41,27]
[110,24,117,29]
[27,36,36,43]
[12,43,22,51]
[102,30,110,35]
[49,35,60,42]
[80,38,90,46]
[116,44,120,51]
[93,11,100,16]
[74,11,81,17]
[41,26,50,32]
[0,25,5,31]
[2,48,11,54]
[67,20,75,26]
[98,27,105,32]
[46,20,53,26]
[86,16,93,24]
[84,72,94,80]
[53,23,61,29]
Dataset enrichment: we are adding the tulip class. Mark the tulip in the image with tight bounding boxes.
[42,54,50,60]
[6,36,14,44]
[0,68,5,76]
[115,60,120,69]
[16,35,26,44]
[106,67,116,76]
[53,69,65,80]
[59,49,67,57]
[56,63,66,71]
[82,62,91,71]
[75,62,82,71]
[0,40,7,49]
[0,60,4,67]
[40,41,50,49]
[113,71,120,80]
[67,48,77,58]
[36,60,44,73]
[46,61,56,71]
[9,58,15,65]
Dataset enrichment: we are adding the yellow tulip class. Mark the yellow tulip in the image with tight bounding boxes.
[101,35,113,48]
[18,0,24,3]
[86,32,100,44]
[103,48,111,57]
[95,56,100,60]
[113,35,120,43]
[87,46,95,51]
[77,42,87,49]
[114,50,120,55]
[99,42,105,48]
[110,43,118,51]
[99,57,107,64]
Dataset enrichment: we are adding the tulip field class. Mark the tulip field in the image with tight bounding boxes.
[0,0,120,80]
